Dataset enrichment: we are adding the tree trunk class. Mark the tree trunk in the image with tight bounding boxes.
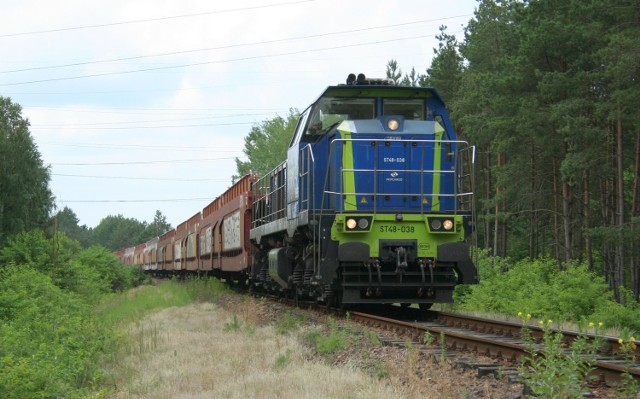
[562,178,573,264]
[529,145,537,260]
[615,105,625,296]
[484,149,493,250]
[561,141,573,264]
[631,128,640,301]
[493,153,502,257]
[584,170,593,271]
[602,124,620,301]
[501,189,507,257]
[553,159,560,262]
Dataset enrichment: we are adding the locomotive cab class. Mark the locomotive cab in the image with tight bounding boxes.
[250,74,478,307]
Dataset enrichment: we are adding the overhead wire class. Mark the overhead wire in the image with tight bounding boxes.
[50,157,243,166]
[41,141,243,152]
[52,173,229,181]
[0,15,471,74]
[0,31,465,87]
[33,112,271,127]
[61,198,214,203]
[0,0,317,38]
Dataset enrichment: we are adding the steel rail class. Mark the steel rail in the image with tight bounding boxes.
[348,310,640,384]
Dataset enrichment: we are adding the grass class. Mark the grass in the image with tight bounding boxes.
[97,279,523,398]
[98,276,226,327]
[100,289,405,398]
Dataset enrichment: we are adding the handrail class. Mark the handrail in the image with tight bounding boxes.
[325,137,474,215]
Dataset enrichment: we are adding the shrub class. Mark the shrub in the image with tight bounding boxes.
[519,320,600,398]
[0,230,53,270]
[0,265,106,398]
[455,254,639,329]
[72,245,139,292]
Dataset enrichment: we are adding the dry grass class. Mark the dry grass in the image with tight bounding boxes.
[100,281,623,399]
[105,300,405,399]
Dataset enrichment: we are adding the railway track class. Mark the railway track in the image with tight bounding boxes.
[347,309,640,386]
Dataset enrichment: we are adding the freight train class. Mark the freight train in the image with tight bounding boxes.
[117,73,478,309]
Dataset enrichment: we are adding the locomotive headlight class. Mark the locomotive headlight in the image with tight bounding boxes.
[430,219,442,230]
[443,219,454,231]
[358,218,369,229]
[346,218,357,230]
[387,118,400,131]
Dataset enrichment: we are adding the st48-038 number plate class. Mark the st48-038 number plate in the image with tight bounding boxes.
[378,225,416,234]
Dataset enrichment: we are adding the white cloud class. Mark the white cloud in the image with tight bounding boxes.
[2,0,477,228]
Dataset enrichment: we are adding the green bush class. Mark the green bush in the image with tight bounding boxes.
[0,265,106,398]
[1,231,142,303]
[589,292,640,332]
[0,230,55,271]
[455,254,640,330]
[72,245,140,292]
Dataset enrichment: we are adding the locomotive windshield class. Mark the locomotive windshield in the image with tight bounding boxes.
[382,99,424,120]
[305,97,375,138]
[302,96,434,141]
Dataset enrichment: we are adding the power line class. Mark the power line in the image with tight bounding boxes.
[0,15,470,74]
[31,121,256,130]
[52,173,228,181]
[62,198,214,203]
[33,112,270,127]
[42,142,242,152]
[24,105,287,114]
[0,31,463,87]
[0,0,317,38]
[50,157,242,166]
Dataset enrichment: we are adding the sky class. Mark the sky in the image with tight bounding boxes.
[1,0,478,229]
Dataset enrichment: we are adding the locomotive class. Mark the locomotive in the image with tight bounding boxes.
[118,73,478,309]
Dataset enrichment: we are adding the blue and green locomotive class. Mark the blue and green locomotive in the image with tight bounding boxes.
[250,73,478,308]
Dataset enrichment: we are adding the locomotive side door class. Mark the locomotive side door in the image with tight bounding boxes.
[286,108,310,222]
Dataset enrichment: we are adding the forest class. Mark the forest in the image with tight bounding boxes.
[243,0,640,303]
[441,0,640,303]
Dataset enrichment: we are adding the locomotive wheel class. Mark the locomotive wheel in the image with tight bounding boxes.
[419,303,433,310]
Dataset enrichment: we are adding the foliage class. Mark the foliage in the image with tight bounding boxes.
[616,329,639,398]
[222,312,256,334]
[518,320,600,398]
[50,206,91,247]
[304,317,349,357]
[274,310,306,335]
[72,245,141,291]
[455,253,640,330]
[0,97,54,247]
[90,214,146,251]
[234,108,299,180]
[49,208,172,250]
[0,229,58,270]
[0,265,106,399]
[0,229,141,303]
[141,209,173,240]
[89,211,171,251]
